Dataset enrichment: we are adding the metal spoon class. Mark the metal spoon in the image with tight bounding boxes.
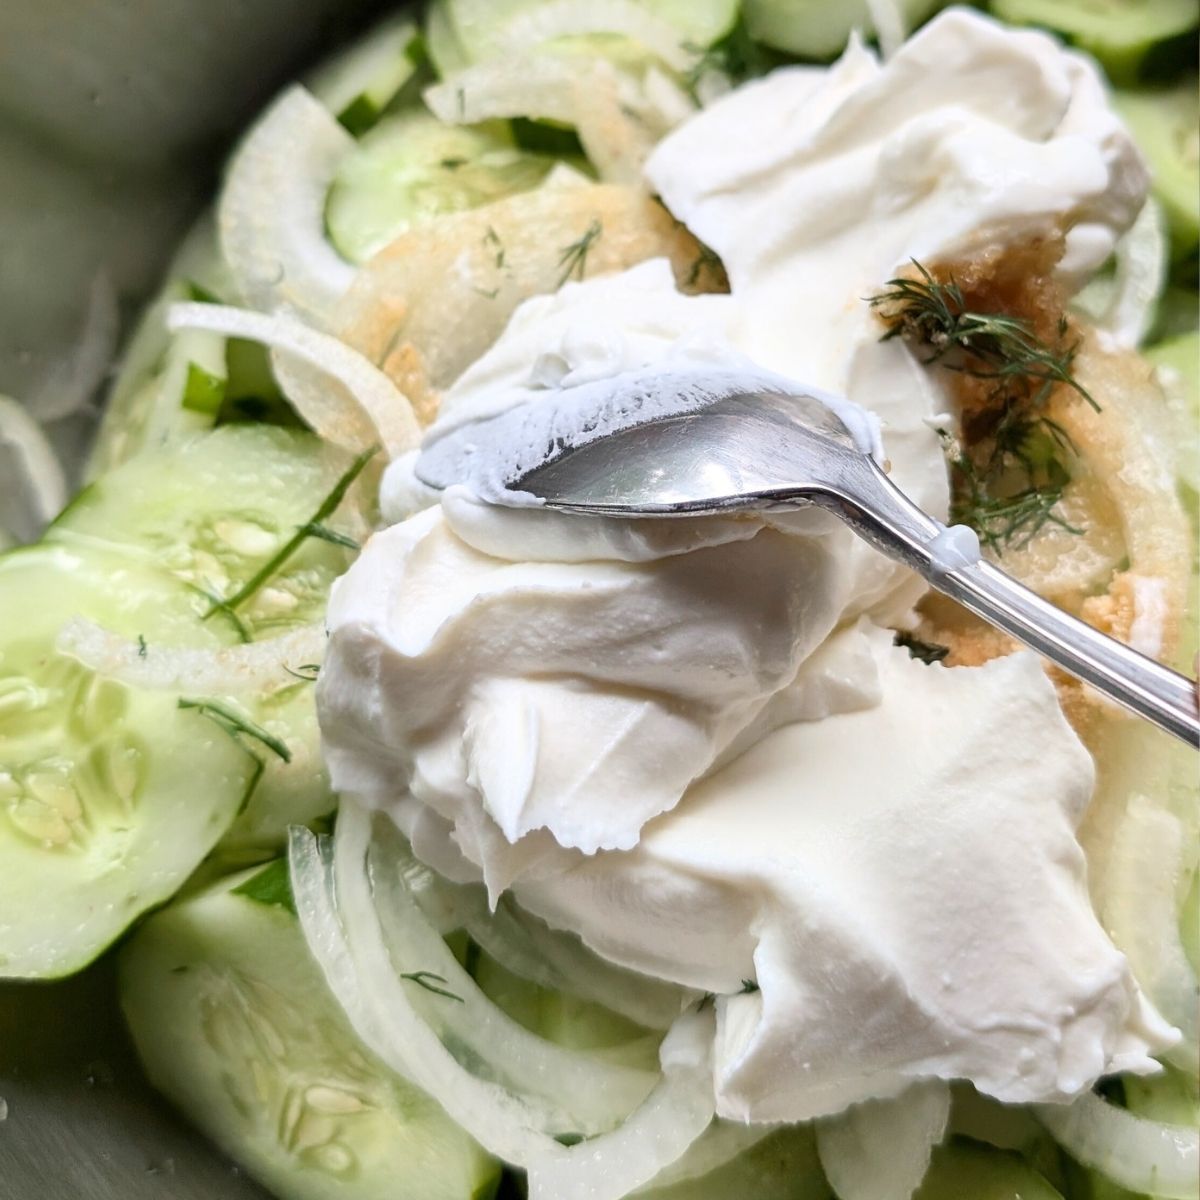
[426,389,1199,748]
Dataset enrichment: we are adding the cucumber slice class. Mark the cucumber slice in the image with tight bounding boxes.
[0,542,255,979]
[1115,84,1200,260]
[448,0,739,63]
[120,865,501,1200]
[914,1139,1064,1200]
[743,0,943,58]
[307,16,425,137]
[326,111,557,264]
[990,0,1200,82]
[639,1124,833,1199]
[51,425,361,640]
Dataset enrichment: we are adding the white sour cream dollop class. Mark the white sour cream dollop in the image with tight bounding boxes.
[318,9,1174,1121]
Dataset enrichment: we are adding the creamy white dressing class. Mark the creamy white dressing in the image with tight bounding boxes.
[319,9,1175,1124]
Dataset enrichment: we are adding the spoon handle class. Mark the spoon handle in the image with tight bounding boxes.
[815,461,1200,748]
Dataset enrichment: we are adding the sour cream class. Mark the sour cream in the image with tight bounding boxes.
[318,8,1174,1123]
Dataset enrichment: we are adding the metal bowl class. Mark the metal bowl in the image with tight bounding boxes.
[0,3,389,1194]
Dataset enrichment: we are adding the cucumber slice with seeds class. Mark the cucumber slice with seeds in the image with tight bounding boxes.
[51,425,362,640]
[0,542,255,979]
[120,865,501,1200]
[744,0,944,59]
[326,111,558,264]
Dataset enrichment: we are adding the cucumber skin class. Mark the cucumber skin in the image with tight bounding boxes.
[120,871,501,1200]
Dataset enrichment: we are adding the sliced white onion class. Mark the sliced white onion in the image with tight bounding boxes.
[1100,198,1168,350]
[525,1010,716,1200]
[218,86,357,322]
[425,56,666,184]
[1035,1092,1199,1200]
[362,815,659,1131]
[864,0,908,58]
[631,1118,777,1193]
[0,395,67,544]
[816,1080,951,1200]
[490,0,698,73]
[56,618,325,695]
[166,302,419,457]
[1105,794,1199,1073]
[291,807,716,1194]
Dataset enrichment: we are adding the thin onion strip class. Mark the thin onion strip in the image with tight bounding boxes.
[166,302,419,457]
[1035,1092,1199,1200]
[56,618,325,694]
[218,86,356,321]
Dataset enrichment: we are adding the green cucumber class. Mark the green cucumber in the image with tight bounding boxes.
[1115,83,1200,259]
[307,16,426,137]
[120,864,501,1200]
[0,542,255,979]
[914,1139,1064,1200]
[447,0,739,63]
[325,111,557,264]
[990,0,1200,82]
[51,425,361,640]
[639,1125,833,1199]
[744,0,944,58]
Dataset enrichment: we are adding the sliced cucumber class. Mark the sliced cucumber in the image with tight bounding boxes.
[0,542,255,979]
[914,1139,1064,1200]
[744,0,944,58]
[120,865,501,1200]
[1115,84,1200,259]
[326,111,557,264]
[448,0,739,63]
[51,425,361,640]
[990,0,1200,82]
[1146,330,1199,499]
[307,16,426,137]
[639,1124,833,1199]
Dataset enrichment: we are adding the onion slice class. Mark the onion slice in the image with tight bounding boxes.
[218,86,356,322]
[56,618,325,695]
[1035,1092,1199,1200]
[166,302,419,457]
[816,1080,951,1200]
[290,805,717,1195]
[0,395,67,545]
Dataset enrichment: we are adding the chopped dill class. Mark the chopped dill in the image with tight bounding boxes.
[136,634,148,659]
[439,156,467,170]
[553,1133,585,1148]
[893,631,950,665]
[399,970,464,1003]
[739,979,760,994]
[683,15,778,98]
[178,697,292,763]
[483,225,505,269]
[685,242,724,289]
[283,662,321,683]
[473,285,500,300]
[203,446,376,619]
[870,261,1094,553]
[557,219,602,287]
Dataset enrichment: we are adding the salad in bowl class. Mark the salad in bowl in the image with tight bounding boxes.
[0,1,1197,1198]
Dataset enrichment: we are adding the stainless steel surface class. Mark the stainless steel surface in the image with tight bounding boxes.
[514,390,1200,748]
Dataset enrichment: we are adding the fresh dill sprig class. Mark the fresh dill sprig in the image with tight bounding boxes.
[204,446,376,620]
[399,970,464,1003]
[871,261,1094,554]
[178,697,292,763]
[869,261,1097,412]
[684,242,724,289]
[893,631,950,665]
[739,979,759,994]
[557,219,602,287]
[136,634,148,659]
[483,225,505,269]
